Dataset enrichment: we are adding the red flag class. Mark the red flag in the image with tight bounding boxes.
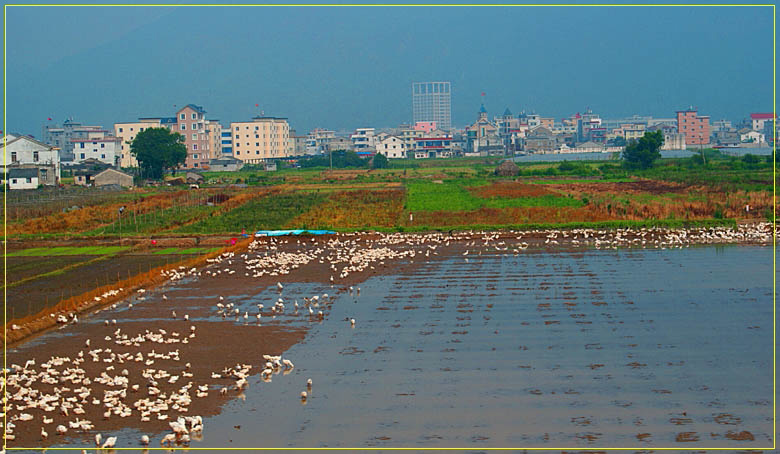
[47,117,52,121]
[255,104,259,107]
[481,92,486,97]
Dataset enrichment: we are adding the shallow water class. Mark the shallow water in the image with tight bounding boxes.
[18,244,775,452]
[185,244,774,450]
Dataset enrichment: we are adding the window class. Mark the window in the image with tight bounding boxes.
[235,127,239,131]
[101,154,105,159]
[140,128,144,132]
[33,151,39,161]
[194,163,198,167]
[192,113,197,120]
[80,143,85,148]
[192,123,197,130]
[26,177,32,184]
[256,143,259,146]
[193,154,199,159]
[80,153,85,159]
[236,151,241,155]
[119,128,123,133]
[192,134,197,140]
[10,152,17,162]
[130,127,134,131]
[193,144,198,150]
[101,143,105,148]
[180,113,185,120]
[180,124,186,130]
[11,179,16,184]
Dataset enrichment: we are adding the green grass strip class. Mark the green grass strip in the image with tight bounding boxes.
[7,246,129,257]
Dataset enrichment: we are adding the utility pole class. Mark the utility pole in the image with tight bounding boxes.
[118,206,125,241]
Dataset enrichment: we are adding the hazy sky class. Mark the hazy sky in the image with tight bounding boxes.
[4,4,774,135]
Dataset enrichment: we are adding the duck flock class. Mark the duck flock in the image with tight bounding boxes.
[3,222,773,449]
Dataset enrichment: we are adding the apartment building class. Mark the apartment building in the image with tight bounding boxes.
[231,116,292,164]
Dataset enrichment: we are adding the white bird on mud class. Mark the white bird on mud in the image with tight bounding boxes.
[163,294,168,300]
[307,378,312,389]
[40,427,48,440]
[56,424,67,435]
[171,311,177,319]
[277,282,284,290]
[161,433,176,446]
[95,433,102,446]
[300,391,308,400]
[102,436,117,449]
[141,434,150,445]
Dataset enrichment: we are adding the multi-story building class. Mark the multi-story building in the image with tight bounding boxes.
[375,135,406,159]
[289,129,308,156]
[205,119,224,162]
[398,125,425,152]
[751,113,776,132]
[412,132,456,159]
[71,136,121,165]
[495,109,523,154]
[710,119,733,133]
[220,127,233,155]
[1,133,61,185]
[327,136,353,152]
[43,119,106,162]
[231,116,292,164]
[351,128,376,151]
[576,109,602,143]
[676,107,710,146]
[412,81,452,132]
[175,105,212,169]
[305,129,335,155]
[611,123,646,141]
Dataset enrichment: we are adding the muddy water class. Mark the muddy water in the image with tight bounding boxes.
[173,244,774,450]
[20,244,773,452]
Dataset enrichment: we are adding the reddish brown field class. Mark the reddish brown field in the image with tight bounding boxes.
[470,181,563,198]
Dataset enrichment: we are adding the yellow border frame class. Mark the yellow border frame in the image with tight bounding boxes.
[1,3,776,452]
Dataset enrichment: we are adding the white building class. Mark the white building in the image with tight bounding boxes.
[1,133,61,184]
[740,130,765,144]
[71,137,121,166]
[375,135,406,158]
[351,128,376,151]
[7,168,40,189]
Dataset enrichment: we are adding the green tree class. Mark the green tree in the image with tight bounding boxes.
[130,127,187,180]
[622,130,664,169]
[372,153,389,169]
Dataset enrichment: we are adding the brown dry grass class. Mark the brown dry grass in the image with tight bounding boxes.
[290,189,405,228]
[8,191,192,235]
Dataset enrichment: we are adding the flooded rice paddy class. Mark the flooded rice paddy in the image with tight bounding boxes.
[8,242,774,451]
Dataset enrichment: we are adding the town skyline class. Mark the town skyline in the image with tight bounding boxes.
[4,5,774,136]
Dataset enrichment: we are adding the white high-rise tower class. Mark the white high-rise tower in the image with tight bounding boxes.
[412,81,452,131]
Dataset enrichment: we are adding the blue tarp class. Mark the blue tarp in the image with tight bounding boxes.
[255,229,336,237]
